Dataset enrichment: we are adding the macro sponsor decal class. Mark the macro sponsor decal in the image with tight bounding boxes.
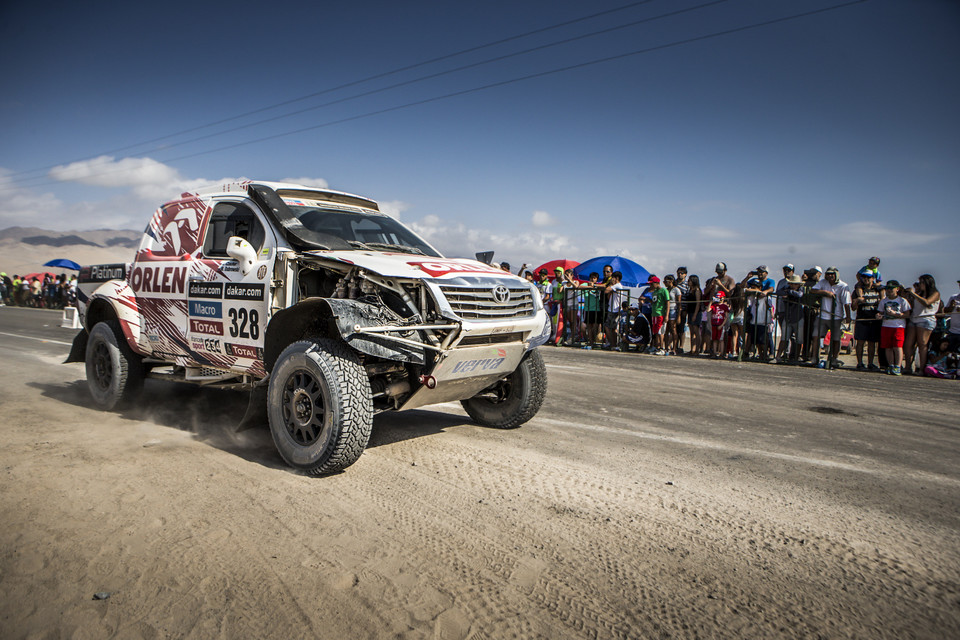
[451,357,506,374]
[80,264,127,283]
[225,343,264,359]
[189,318,223,335]
[190,336,222,353]
[130,265,187,294]
[224,283,265,300]
[408,260,505,278]
[188,281,223,299]
[189,300,222,318]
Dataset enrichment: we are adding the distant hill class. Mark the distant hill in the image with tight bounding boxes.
[0,226,141,276]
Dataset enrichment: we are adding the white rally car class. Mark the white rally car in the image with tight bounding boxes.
[69,181,550,474]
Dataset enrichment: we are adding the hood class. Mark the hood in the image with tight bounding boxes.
[302,250,521,281]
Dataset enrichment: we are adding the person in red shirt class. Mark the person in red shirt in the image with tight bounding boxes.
[709,291,731,359]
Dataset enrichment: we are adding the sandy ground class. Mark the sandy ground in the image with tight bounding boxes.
[1,307,959,639]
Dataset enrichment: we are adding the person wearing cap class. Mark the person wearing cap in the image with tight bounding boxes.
[708,290,731,358]
[674,267,689,350]
[647,275,669,355]
[776,273,805,363]
[741,267,776,362]
[704,262,735,299]
[774,264,796,358]
[799,267,823,361]
[852,269,883,370]
[878,280,911,375]
[546,266,568,345]
[813,267,852,368]
[603,271,625,349]
[536,268,550,302]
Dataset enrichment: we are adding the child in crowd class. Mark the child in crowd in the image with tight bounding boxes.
[710,291,730,359]
[877,280,911,376]
[647,276,669,355]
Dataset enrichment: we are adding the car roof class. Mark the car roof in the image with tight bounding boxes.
[179,180,380,211]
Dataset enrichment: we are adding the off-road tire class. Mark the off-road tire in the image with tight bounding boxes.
[267,338,373,475]
[85,320,144,410]
[461,348,547,429]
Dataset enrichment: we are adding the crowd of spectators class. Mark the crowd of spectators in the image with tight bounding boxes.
[0,272,77,309]
[505,258,958,379]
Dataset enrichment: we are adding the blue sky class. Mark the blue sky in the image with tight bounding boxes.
[1,0,957,288]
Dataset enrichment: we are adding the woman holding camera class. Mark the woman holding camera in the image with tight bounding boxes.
[902,274,940,375]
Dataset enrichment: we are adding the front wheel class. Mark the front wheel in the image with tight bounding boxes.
[267,338,373,475]
[85,320,143,410]
[461,349,547,429]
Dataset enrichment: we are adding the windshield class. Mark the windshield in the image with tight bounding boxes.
[284,203,441,257]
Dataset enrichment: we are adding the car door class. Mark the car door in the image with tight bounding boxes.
[186,198,276,377]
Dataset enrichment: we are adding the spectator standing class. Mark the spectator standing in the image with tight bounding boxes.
[878,281,911,375]
[603,271,625,349]
[775,264,795,347]
[726,283,746,359]
[813,267,852,368]
[705,262,735,299]
[851,270,883,370]
[546,266,566,344]
[581,273,603,346]
[562,268,580,344]
[684,274,703,355]
[0,272,10,306]
[942,280,960,355]
[647,276,669,355]
[709,291,731,358]
[664,274,681,355]
[776,274,805,363]
[902,274,940,375]
[800,267,823,362]
[674,267,689,351]
[742,267,775,361]
[536,269,550,302]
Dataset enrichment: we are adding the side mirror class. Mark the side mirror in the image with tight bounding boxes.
[226,236,257,276]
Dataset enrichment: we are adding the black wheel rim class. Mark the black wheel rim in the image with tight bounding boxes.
[281,369,327,445]
[92,342,113,391]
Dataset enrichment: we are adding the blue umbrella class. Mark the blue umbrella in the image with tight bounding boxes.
[573,256,651,287]
[43,258,81,270]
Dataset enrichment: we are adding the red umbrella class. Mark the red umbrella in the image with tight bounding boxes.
[531,259,580,281]
[21,271,57,282]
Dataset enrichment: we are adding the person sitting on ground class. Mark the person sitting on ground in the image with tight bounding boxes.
[776,274,805,363]
[647,275,670,355]
[878,281,911,376]
[813,267,852,368]
[902,274,940,376]
[852,269,883,370]
[709,291,731,359]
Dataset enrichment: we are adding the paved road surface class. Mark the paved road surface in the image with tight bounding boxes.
[1,307,958,639]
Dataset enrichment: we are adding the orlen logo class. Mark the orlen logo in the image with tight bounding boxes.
[408,260,505,278]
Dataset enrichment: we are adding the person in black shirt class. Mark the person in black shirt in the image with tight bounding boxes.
[852,269,883,370]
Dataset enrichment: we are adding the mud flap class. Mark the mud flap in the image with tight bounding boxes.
[64,329,89,364]
[237,382,269,432]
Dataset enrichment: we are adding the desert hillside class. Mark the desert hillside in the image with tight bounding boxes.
[0,227,141,276]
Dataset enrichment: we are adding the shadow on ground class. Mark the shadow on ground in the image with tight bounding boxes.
[30,379,475,473]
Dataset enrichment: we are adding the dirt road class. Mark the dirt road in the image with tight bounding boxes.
[1,307,958,639]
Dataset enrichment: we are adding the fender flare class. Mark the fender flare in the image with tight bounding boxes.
[83,281,145,356]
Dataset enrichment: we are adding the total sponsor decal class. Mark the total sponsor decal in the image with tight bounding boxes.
[130,265,187,294]
[190,336,222,353]
[189,300,222,318]
[224,283,265,300]
[407,260,505,278]
[450,348,508,374]
[225,343,264,360]
[190,318,223,335]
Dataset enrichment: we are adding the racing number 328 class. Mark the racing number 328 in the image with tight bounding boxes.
[228,308,260,340]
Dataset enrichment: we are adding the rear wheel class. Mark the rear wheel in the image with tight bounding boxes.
[267,338,373,475]
[85,320,143,410]
[461,349,547,429]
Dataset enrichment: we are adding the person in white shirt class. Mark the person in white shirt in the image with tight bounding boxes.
[877,280,911,376]
[813,267,852,366]
[603,271,624,349]
[901,274,940,375]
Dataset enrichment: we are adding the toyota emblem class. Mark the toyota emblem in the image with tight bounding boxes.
[492,285,511,304]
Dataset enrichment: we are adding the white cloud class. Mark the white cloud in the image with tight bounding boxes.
[378,200,410,220]
[531,210,554,227]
